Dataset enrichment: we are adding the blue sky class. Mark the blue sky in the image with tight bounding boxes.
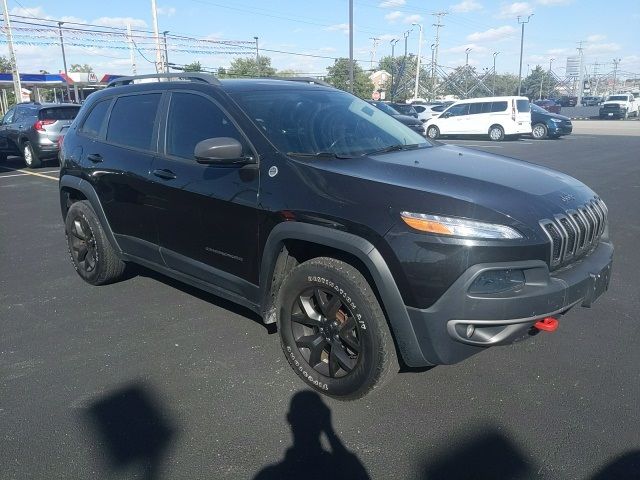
[2,0,638,78]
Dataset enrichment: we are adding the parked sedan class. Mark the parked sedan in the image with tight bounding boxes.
[534,99,561,114]
[367,101,424,135]
[413,104,445,123]
[530,103,572,139]
[388,102,418,118]
[581,96,602,106]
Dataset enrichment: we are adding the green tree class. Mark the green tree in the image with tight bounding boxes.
[69,63,94,73]
[228,56,276,77]
[490,73,519,96]
[378,55,431,101]
[0,55,12,72]
[325,58,374,99]
[521,65,558,100]
[276,69,299,77]
[182,61,203,72]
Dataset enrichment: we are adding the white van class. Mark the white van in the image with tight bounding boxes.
[425,96,532,141]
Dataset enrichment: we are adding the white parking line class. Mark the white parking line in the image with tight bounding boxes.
[0,166,59,181]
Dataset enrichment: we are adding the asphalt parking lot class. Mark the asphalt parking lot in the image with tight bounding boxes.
[1,120,639,479]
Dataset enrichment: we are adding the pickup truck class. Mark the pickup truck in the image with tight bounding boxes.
[599,94,639,119]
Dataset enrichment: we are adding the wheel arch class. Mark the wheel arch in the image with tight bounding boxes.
[259,222,430,367]
[59,175,122,255]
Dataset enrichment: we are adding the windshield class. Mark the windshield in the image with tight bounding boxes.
[530,104,548,114]
[232,90,428,157]
[607,96,628,101]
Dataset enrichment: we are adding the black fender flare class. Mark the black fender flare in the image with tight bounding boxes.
[59,175,122,255]
[259,222,430,367]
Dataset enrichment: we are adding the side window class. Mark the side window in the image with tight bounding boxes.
[14,106,37,123]
[165,92,245,160]
[469,103,485,115]
[2,108,15,124]
[106,93,161,150]
[80,100,111,138]
[491,101,508,112]
[481,102,492,114]
[447,103,469,116]
[414,106,425,113]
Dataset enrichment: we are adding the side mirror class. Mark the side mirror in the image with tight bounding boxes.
[194,137,251,165]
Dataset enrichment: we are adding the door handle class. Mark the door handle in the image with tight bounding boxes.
[87,153,103,163]
[152,168,176,180]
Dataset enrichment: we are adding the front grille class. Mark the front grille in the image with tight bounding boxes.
[540,197,608,268]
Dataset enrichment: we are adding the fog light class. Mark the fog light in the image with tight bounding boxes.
[466,324,475,338]
[468,269,525,294]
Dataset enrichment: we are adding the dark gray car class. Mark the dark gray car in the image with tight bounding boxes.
[0,102,80,168]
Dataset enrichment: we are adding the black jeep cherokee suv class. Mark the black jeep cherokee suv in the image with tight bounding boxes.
[59,73,613,399]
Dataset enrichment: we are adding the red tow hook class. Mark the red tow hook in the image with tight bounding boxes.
[534,317,559,332]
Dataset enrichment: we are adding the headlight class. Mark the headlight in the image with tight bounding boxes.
[550,118,563,123]
[400,212,522,239]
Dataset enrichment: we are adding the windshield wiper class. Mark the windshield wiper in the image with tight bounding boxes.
[364,143,424,156]
[287,151,353,159]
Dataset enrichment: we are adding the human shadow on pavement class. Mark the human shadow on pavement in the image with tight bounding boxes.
[421,426,533,480]
[253,390,370,480]
[83,382,177,480]
[589,450,640,479]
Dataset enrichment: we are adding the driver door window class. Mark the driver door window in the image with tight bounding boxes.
[2,108,15,125]
[165,92,245,160]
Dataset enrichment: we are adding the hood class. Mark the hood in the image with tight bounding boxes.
[602,100,629,106]
[293,144,597,231]
[392,114,422,125]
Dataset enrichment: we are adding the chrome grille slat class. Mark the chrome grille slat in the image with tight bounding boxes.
[539,197,608,268]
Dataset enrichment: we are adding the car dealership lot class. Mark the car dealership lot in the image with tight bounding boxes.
[1,122,639,479]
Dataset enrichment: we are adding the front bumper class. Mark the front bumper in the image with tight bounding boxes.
[599,108,626,118]
[548,122,573,136]
[405,241,613,365]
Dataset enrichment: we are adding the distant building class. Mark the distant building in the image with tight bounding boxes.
[369,70,391,99]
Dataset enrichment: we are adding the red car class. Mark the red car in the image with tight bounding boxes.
[534,99,561,114]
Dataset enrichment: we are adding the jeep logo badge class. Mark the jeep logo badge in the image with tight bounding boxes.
[268,166,278,177]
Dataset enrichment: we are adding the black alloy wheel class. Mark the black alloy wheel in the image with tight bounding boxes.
[68,215,98,274]
[290,287,361,379]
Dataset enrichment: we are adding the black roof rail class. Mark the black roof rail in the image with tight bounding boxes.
[107,72,221,87]
[267,77,333,88]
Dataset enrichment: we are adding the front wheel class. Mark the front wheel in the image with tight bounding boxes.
[531,123,548,140]
[426,125,440,139]
[488,125,505,141]
[277,257,398,400]
[23,141,41,168]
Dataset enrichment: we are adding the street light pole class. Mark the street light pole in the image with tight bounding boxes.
[612,58,621,94]
[390,38,398,101]
[254,36,260,76]
[464,47,471,98]
[517,14,533,96]
[162,31,170,73]
[492,51,500,95]
[430,44,436,100]
[412,23,423,100]
[57,22,71,102]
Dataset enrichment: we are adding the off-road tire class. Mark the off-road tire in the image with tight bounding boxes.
[23,141,41,168]
[277,257,398,400]
[65,200,126,285]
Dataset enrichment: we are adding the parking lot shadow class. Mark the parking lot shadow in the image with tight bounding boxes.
[589,450,640,479]
[83,382,177,480]
[421,426,532,480]
[253,390,370,480]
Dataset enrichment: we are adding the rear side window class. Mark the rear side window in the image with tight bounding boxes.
[39,107,80,120]
[469,102,492,115]
[14,106,38,122]
[165,92,245,159]
[81,99,111,138]
[107,94,161,150]
[447,103,469,116]
[491,101,508,112]
[516,99,530,112]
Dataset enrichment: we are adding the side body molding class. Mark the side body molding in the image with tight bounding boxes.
[260,222,431,367]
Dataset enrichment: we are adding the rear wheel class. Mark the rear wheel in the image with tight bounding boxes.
[426,125,440,139]
[23,141,41,168]
[65,200,126,285]
[277,257,398,400]
[531,123,548,140]
[488,125,505,141]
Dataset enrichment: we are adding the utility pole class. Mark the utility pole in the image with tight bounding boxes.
[492,52,500,95]
[56,22,71,102]
[150,0,165,74]
[612,58,621,94]
[544,57,554,100]
[127,23,137,75]
[2,0,21,104]
[254,36,260,76]
[162,31,170,73]
[390,39,398,101]
[517,14,533,96]
[369,37,380,70]
[348,0,354,93]
[430,44,435,100]
[577,40,585,106]
[431,12,446,100]
[412,23,423,100]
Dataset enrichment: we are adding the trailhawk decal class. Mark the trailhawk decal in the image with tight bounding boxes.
[308,275,366,330]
